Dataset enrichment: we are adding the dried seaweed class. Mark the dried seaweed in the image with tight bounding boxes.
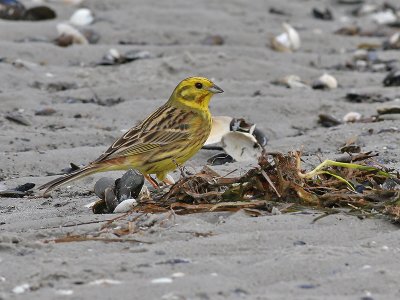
[48,151,400,243]
[127,151,400,222]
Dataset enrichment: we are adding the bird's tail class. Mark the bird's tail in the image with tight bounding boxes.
[38,165,101,195]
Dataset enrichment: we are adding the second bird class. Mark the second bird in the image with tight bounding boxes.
[39,76,223,194]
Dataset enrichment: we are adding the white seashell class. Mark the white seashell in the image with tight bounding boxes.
[12,283,30,294]
[313,73,338,89]
[371,10,397,25]
[164,174,175,184]
[138,185,151,199]
[343,112,362,123]
[113,198,137,213]
[388,32,400,48]
[57,23,88,44]
[151,277,173,284]
[205,116,233,145]
[352,49,368,61]
[271,23,300,52]
[55,290,74,296]
[70,8,94,26]
[88,279,122,285]
[281,75,309,88]
[221,132,262,162]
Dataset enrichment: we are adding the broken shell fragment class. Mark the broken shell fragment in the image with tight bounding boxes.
[383,70,400,87]
[98,49,151,65]
[201,35,224,46]
[272,75,309,88]
[113,198,138,213]
[205,116,232,146]
[383,32,400,50]
[312,73,338,89]
[312,8,333,20]
[0,0,25,20]
[318,114,342,127]
[207,153,234,166]
[270,23,300,52]
[221,132,262,162]
[343,112,362,123]
[204,116,268,156]
[104,187,118,212]
[56,23,89,46]
[371,10,397,25]
[69,8,94,26]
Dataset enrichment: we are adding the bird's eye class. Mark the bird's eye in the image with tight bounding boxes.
[195,82,203,89]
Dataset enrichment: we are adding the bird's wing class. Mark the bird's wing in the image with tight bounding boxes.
[94,105,192,162]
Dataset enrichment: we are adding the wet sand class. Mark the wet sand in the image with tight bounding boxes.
[1,0,400,299]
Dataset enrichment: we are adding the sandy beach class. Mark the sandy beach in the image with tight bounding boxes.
[1,0,400,299]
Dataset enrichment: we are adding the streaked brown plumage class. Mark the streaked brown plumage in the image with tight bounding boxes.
[39,77,223,194]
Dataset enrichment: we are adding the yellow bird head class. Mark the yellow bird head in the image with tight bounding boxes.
[169,77,223,111]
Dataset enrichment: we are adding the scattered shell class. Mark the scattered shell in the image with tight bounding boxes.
[94,177,115,199]
[61,162,80,174]
[345,92,391,103]
[91,199,109,214]
[35,107,56,116]
[5,112,30,126]
[88,279,122,286]
[12,283,30,294]
[383,32,400,50]
[0,182,35,198]
[351,4,378,16]
[24,6,56,21]
[334,25,360,36]
[56,23,89,46]
[221,132,262,162]
[343,112,362,123]
[138,185,151,199]
[115,169,144,201]
[377,106,400,115]
[0,0,25,20]
[312,8,333,20]
[207,153,235,165]
[69,8,94,26]
[151,278,173,284]
[98,49,152,65]
[81,28,100,44]
[204,116,268,155]
[164,174,175,185]
[312,73,338,89]
[104,187,118,212]
[371,10,397,25]
[318,114,342,127]
[113,198,138,213]
[270,23,300,52]
[201,35,224,46]
[55,290,74,296]
[205,116,232,145]
[272,75,309,88]
[383,70,400,87]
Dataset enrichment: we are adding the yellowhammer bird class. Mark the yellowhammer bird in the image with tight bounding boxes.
[39,77,223,194]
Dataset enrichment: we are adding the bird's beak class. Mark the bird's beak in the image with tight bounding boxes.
[207,84,224,94]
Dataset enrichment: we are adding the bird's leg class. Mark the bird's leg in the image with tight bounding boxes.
[144,174,159,188]
[172,159,187,178]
